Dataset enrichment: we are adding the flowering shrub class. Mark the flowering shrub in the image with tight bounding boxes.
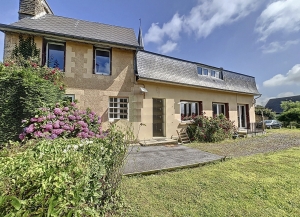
[19,102,106,141]
[0,126,128,216]
[187,114,236,143]
[0,61,65,143]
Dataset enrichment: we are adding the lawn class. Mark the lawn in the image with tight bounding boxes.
[119,147,300,216]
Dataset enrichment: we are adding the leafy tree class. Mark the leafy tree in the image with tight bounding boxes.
[255,105,276,120]
[278,101,300,125]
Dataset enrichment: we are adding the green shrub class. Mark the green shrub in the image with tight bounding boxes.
[0,124,128,216]
[187,114,236,143]
[0,61,65,143]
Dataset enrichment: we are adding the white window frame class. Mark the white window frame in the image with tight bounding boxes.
[109,97,129,121]
[180,101,199,120]
[213,103,225,116]
[237,104,247,128]
[94,48,111,75]
[197,67,202,75]
[64,94,75,102]
[46,41,65,71]
[203,68,209,76]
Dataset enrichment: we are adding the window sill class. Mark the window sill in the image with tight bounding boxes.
[94,73,111,76]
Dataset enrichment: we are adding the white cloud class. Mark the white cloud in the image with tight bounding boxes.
[256,0,300,41]
[184,0,260,38]
[261,40,300,54]
[144,13,183,44]
[263,64,300,87]
[145,0,261,52]
[277,92,295,98]
[158,40,178,54]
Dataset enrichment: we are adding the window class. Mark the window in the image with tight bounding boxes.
[180,101,199,120]
[95,49,110,75]
[197,67,202,75]
[64,94,75,102]
[219,71,223,79]
[211,70,216,77]
[109,97,128,120]
[203,68,209,75]
[46,42,65,70]
[212,103,225,116]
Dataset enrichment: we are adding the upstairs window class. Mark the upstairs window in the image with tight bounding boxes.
[95,49,110,75]
[203,68,209,75]
[197,67,202,75]
[211,70,216,77]
[46,42,65,71]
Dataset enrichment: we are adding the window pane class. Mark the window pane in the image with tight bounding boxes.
[95,50,110,75]
[211,70,215,77]
[48,43,65,70]
[109,97,128,119]
[203,69,208,75]
[197,67,202,75]
[219,71,223,79]
[220,105,225,115]
[213,104,218,116]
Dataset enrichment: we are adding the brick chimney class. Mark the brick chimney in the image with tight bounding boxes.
[18,0,53,20]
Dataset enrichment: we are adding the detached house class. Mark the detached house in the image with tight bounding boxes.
[0,0,260,140]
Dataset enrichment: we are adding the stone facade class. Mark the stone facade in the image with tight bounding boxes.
[3,31,258,140]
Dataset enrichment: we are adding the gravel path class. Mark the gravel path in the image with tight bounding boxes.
[188,130,300,157]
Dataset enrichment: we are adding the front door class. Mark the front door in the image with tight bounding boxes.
[237,105,246,128]
[153,98,165,137]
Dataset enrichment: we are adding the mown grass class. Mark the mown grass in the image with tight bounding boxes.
[119,148,300,217]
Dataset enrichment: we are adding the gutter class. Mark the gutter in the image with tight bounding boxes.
[0,23,143,51]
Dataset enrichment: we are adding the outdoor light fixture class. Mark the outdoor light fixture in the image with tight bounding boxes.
[140,87,148,93]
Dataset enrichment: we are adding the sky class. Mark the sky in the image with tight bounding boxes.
[0,0,299,106]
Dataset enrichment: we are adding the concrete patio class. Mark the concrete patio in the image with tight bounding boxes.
[123,144,224,175]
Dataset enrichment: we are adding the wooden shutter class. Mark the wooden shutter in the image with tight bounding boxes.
[246,104,250,129]
[41,38,47,66]
[199,101,203,115]
[225,103,229,119]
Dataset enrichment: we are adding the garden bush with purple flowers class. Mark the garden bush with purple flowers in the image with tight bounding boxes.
[187,114,236,143]
[0,60,65,143]
[19,101,106,141]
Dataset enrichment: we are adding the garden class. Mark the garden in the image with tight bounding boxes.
[0,36,129,216]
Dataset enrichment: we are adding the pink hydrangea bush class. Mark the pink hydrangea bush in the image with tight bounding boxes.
[19,102,107,141]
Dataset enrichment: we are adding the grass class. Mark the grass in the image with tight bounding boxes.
[119,147,300,216]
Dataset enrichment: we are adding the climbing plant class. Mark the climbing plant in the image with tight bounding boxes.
[11,34,40,65]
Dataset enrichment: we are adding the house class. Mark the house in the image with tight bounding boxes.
[0,0,260,140]
[265,95,300,114]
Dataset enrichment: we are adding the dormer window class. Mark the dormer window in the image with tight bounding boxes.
[211,70,216,77]
[197,66,223,80]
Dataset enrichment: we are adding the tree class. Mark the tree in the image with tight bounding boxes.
[278,101,300,125]
[255,105,276,120]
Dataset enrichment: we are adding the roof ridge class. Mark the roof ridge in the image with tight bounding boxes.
[269,95,300,100]
[138,50,255,78]
[20,14,136,31]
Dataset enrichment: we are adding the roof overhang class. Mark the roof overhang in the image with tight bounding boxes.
[136,76,261,96]
[0,23,143,51]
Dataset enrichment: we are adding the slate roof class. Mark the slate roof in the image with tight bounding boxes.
[0,14,140,48]
[136,51,260,95]
[265,95,300,113]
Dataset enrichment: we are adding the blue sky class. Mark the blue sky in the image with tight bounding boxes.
[0,0,300,105]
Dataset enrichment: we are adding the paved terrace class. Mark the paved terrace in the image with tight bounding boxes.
[123,145,224,175]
